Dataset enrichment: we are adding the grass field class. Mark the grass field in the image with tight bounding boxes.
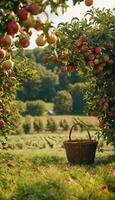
[0,116,114,200]
[0,149,115,200]
[0,132,111,151]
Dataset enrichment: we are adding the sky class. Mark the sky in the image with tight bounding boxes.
[30,0,115,49]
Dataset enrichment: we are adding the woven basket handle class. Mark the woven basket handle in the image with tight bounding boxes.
[69,118,92,141]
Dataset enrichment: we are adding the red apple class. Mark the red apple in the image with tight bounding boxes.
[79,35,87,43]
[0,119,5,126]
[106,43,113,50]
[17,8,29,21]
[2,59,14,70]
[19,38,30,48]
[103,55,110,62]
[7,21,20,35]
[96,65,104,71]
[0,48,6,58]
[3,35,13,46]
[87,61,94,68]
[95,47,101,54]
[28,3,42,15]
[85,0,93,6]
[87,53,95,61]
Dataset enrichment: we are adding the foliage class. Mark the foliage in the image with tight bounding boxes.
[23,116,33,134]
[54,90,73,114]
[33,117,44,133]
[48,8,115,145]
[69,83,86,114]
[59,119,69,131]
[25,100,46,116]
[47,118,58,132]
[17,63,59,101]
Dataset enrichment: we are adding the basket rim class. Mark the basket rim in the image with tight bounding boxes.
[63,139,98,144]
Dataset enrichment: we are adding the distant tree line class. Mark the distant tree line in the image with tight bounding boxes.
[16,49,86,115]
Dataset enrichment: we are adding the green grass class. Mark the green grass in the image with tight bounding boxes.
[0,133,113,151]
[0,149,115,200]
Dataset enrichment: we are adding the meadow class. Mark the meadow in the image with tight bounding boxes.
[0,149,115,200]
[0,116,114,200]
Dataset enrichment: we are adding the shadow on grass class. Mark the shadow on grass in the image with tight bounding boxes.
[95,153,115,166]
[31,152,115,168]
[32,154,66,167]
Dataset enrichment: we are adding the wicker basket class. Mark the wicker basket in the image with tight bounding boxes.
[63,119,98,164]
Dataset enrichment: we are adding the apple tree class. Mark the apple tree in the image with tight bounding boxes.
[1,0,93,141]
[47,8,115,146]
